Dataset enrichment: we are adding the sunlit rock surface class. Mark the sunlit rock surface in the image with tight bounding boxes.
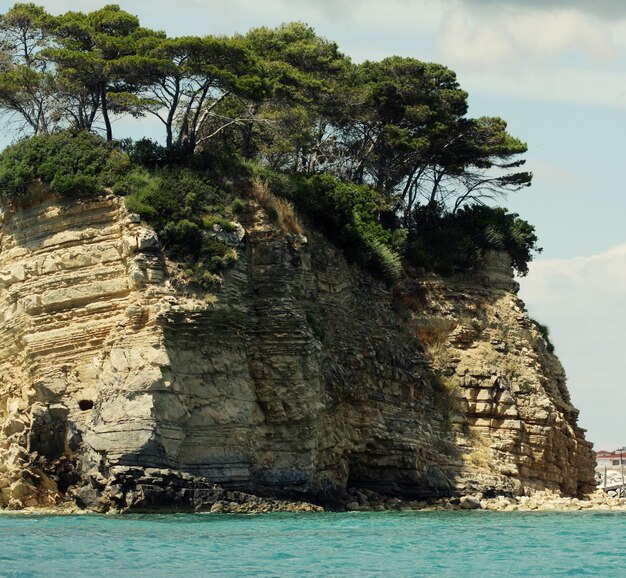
[0,194,595,511]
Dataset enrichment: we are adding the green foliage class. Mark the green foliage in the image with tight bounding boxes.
[202,214,238,232]
[0,130,129,201]
[230,197,246,214]
[407,203,541,276]
[162,218,203,258]
[122,166,241,286]
[44,4,160,140]
[0,6,541,285]
[0,3,56,134]
[266,171,401,282]
[238,22,352,168]
[366,238,402,283]
[132,33,267,151]
[118,138,172,167]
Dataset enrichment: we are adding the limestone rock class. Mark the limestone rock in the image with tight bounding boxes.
[0,194,595,511]
[211,222,245,246]
[460,495,481,509]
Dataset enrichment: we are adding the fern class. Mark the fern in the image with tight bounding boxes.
[367,238,402,284]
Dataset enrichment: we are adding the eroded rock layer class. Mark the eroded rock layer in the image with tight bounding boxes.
[401,251,595,497]
[0,195,595,510]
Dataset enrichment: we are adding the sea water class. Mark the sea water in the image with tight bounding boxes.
[1,511,625,577]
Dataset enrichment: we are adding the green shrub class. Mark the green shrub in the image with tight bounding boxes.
[366,238,402,283]
[51,173,100,197]
[263,171,401,283]
[119,138,168,167]
[203,215,238,232]
[230,197,247,214]
[162,219,203,259]
[111,167,155,197]
[123,166,240,286]
[407,203,541,276]
[117,138,191,168]
[0,131,130,203]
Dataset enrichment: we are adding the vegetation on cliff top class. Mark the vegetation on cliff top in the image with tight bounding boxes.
[0,3,541,281]
[0,130,128,199]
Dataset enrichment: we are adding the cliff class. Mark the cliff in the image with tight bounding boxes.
[0,193,596,511]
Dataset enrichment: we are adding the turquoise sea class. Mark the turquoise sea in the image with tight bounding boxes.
[1,511,625,577]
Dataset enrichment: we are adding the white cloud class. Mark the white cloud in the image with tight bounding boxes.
[461,0,626,20]
[439,3,617,70]
[519,244,626,449]
[0,0,100,14]
[439,9,514,68]
[455,62,626,109]
[433,0,626,108]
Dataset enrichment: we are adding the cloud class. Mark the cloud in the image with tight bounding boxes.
[519,244,626,449]
[435,0,626,109]
[2,1,624,117]
[460,0,626,20]
[0,0,100,14]
[459,66,626,109]
[439,2,618,71]
[522,243,626,328]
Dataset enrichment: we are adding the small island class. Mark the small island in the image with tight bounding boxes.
[0,4,612,514]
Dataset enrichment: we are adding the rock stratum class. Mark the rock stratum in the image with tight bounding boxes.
[0,193,595,511]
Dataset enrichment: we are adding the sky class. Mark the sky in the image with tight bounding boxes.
[0,0,624,450]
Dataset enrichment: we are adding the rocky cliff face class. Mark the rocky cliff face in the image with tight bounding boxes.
[0,194,596,510]
[400,251,595,498]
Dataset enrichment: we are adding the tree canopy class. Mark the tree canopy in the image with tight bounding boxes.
[0,4,540,278]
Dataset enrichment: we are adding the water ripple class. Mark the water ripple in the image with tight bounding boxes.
[1,511,625,577]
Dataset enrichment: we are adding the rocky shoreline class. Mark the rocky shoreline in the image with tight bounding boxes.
[342,489,626,513]
[2,488,624,515]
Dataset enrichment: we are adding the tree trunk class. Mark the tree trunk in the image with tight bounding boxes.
[165,79,179,150]
[100,81,112,141]
[241,122,254,160]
